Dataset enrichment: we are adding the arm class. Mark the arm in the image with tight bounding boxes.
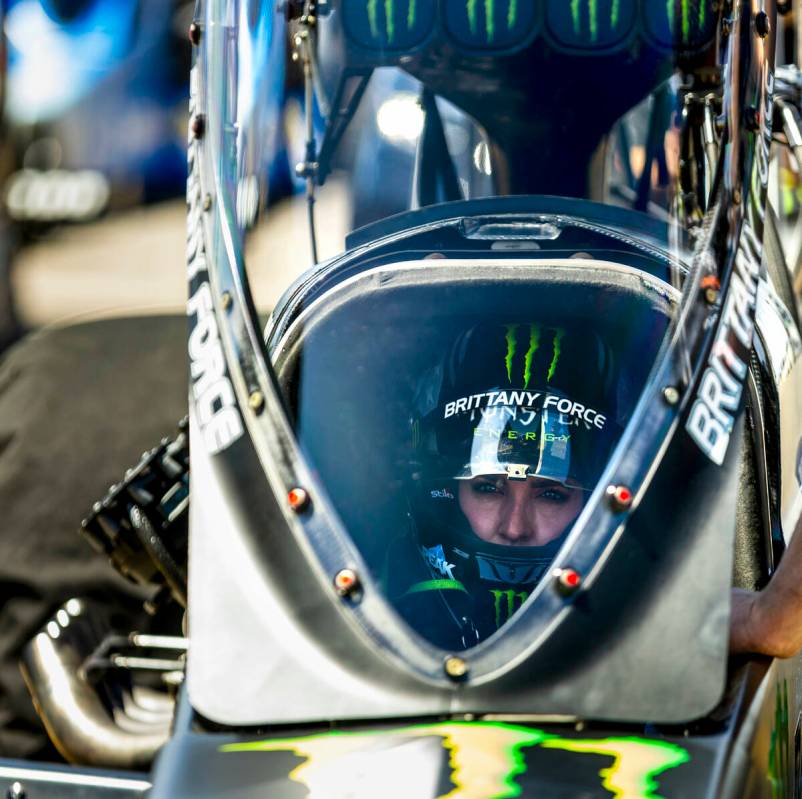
[730,519,802,658]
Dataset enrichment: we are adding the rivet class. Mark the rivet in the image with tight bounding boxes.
[334,568,359,597]
[221,291,233,310]
[663,386,680,406]
[732,187,742,205]
[607,484,633,511]
[248,390,265,413]
[444,656,469,680]
[754,10,770,37]
[191,114,206,139]
[553,567,582,596]
[203,194,212,211]
[288,487,309,512]
[704,287,720,305]
[721,17,732,35]
[188,22,201,45]
[6,782,25,799]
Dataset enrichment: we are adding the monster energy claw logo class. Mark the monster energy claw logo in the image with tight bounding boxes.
[368,0,417,42]
[504,324,563,390]
[666,0,708,45]
[367,0,521,44]
[570,0,620,43]
[491,589,529,628]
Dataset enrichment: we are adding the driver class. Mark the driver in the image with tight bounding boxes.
[389,322,620,649]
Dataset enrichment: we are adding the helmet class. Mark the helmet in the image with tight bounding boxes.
[393,322,621,648]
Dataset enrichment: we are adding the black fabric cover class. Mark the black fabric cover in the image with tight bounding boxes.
[0,315,187,758]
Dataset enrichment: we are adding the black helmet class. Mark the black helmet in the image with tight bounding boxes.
[394,322,620,648]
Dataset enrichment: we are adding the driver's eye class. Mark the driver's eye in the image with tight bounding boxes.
[472,479,503,495]
[539,487,570,503]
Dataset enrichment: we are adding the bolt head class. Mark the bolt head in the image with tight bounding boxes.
[191,114,206,139]
[248,390,265,413]
[288,487,309,512]
[755,10,770,37]
[188,22,201,45]
[202,194,213,211]
[6,781,25,799]
[607,484,633,511]
[334,568,359,596]
[221,291,233,310]
[663,386,680,406]
[444,656,469,680]
[553,567,582,596]
[704,287,720,305]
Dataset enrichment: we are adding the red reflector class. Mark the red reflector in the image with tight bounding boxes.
[288,487,309,511]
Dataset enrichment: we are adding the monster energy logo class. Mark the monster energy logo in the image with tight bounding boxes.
[366,0,521,44]
[491,589,529,628]
[504,324,563,390]
[570,0,620,43]
[367,0,417,42]
[223,721,692,799]
[666,0,708,45]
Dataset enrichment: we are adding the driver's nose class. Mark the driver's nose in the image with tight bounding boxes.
[497,482,537,545]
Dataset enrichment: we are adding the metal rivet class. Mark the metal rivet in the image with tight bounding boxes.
[202,194,212,211]
[704,287,720,305]
[221,291,233,310]
[288,487,309,512]
[248,390,265,413]
[754,10,770,37]
[188,22,201,45]
[191,114,206,139]
[334,568,359,597]
[444,656,469,680]
[607,484,633,511]
[7,782,25,799]
[732,187,742,205]
[663,386,680,406]
[553,567,582,597]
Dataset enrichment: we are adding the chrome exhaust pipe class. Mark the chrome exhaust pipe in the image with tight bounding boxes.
[20,599,175,769]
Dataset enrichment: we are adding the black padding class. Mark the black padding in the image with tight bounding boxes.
[444,0,539,50]
[643,0,716,51]
[546,0,635,50]
[0,316,187,759]
[343,0,435,51]
[732,405,769,591]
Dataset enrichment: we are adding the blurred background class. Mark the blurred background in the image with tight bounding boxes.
[0,0,355,354]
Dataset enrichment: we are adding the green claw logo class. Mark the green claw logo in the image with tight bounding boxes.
[491,588,529,628]
[222,720,692,798]
[570,0,620,42]
[503,324,563,389]
[367,0,521,44]
[666,0,708,45]
[367,0,417,42]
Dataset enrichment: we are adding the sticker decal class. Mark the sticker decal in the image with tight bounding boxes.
[221,720,692,799]
[186,63,243,455]
[686,72,771,465]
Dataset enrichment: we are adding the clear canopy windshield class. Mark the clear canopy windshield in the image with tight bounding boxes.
[199,0,743,653]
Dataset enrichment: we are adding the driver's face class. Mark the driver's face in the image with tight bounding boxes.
[457,476,583,547]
